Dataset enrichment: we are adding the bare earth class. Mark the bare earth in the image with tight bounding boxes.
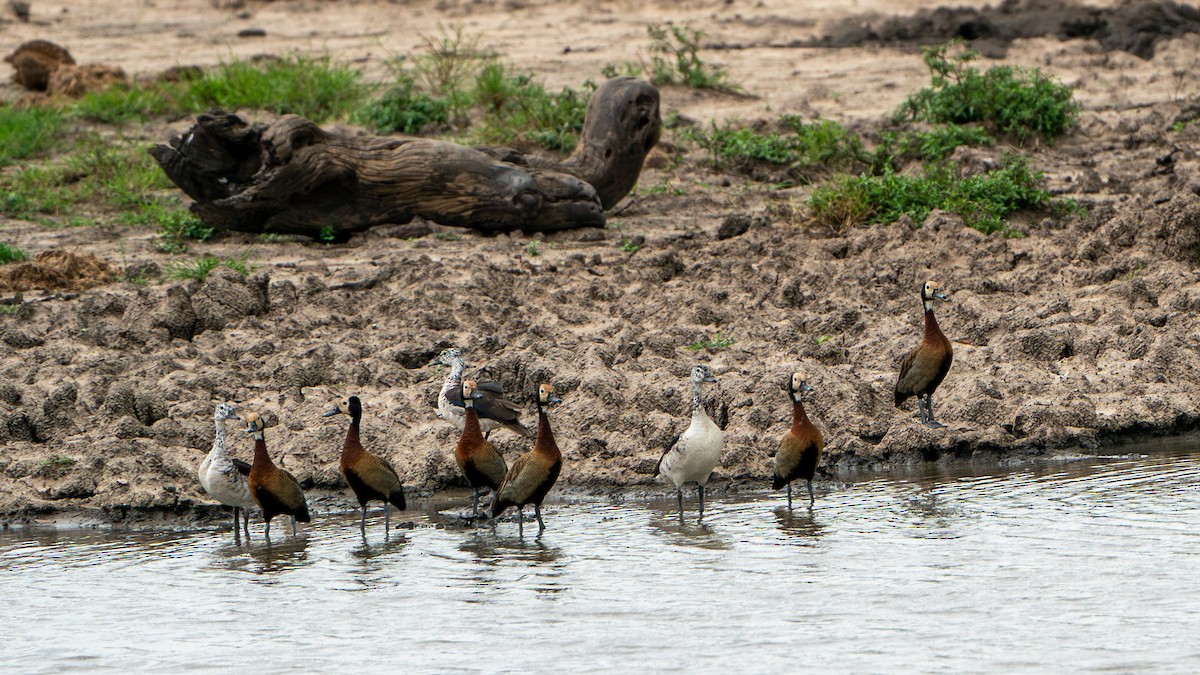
[4,0,1200,525]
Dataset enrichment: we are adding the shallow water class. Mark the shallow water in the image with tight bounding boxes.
[4,439,1200,673]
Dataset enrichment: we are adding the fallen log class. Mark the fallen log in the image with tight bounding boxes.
[150,77,661,237]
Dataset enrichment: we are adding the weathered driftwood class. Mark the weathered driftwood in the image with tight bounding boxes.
[150,77,661,237]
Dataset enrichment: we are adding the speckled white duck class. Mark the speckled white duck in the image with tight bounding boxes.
[656,365,724,519]
[197,403,255,535]
[431,348,531,438]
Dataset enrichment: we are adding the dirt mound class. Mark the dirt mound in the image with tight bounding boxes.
[808,0,1200,59]
[0,250,117,292]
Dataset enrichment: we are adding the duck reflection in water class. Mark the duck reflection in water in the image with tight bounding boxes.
[772,506,824,543]
[648,511,731,551]
[459,532,563,566]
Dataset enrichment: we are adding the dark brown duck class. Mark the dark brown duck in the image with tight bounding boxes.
[324,395,406,533]
[454,380,508,520]
[773,371,824,509]
[895,280,953,428]
[491,383,563,536]
[245,411,310,539]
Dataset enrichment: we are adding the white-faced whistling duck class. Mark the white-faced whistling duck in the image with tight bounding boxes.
[323,395,406,533]
[491,383,563,536]
[431,348,531,439]
[454,380,508,520]
[774,372,824,509]
[198,403,255,535]
[245,411,310,539]
[655,365,724,519]
[895,280,953,428]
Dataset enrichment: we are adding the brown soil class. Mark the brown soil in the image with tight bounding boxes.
[3,0,1200,525]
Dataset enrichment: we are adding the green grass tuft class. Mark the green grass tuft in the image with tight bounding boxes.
[0,242,28,264]
[164,249,253,282]
[895,42,1079,143]
[356,70,451,134]
[809,154,1071,236]
[646,23,740,93]
[73,83,180,124]
[0,107,64,166]
[684,116,866,179]
[181,55,368,123]
[687,332,736,351]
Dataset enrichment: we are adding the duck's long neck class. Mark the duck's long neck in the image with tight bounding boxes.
[343,413,363,456]
[691,380,706,417]
[442,359,466,395]
[923,300,944,339]
[252,433,271,467]
[534,403,558,458]
[461,400,484,444]
[212,417,229,456]
[791,398,812,432]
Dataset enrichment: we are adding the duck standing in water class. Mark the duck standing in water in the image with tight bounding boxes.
[492,384,563,536]
[773,372,824,509]
[656,365,723,519]
[454,380,508,520]
[246,411,310,539]
[431,348,531,439]
[323,396,406,534]
[197,403,255,535]
[895,280,953,428]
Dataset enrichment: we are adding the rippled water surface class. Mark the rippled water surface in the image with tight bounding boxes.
[4,440,1200,673]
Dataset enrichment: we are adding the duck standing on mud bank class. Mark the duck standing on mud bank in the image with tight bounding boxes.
[431,348,531,439]
[895,280,953,428]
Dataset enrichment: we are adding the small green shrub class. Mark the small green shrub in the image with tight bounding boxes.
[0,242,27,264]
[873,124,994,170]
[181,55,368,123]
[646,23,740,92]
[165,249,253,282]
[895,42,1079,143]
[809,154,1071,236]
[356,70,451,134]
[477,73,593,152]
[687,332,736,351]
[0,106,64,166]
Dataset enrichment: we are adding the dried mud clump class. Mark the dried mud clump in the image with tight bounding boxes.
[810,0,1200,59]
[0,250,117,292]
[4,39,74,91]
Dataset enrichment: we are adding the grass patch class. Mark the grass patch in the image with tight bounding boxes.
[687,332,736,351]
[164,249,253,282]
[181,55,368,123]
[684,116,866,179]
[0,242,28,264]
[895,42,1079,143]
[73,82,180,124]
[645,23,740,92]
[0,106,65,166]
[809,154,1071,236]
[474,68,593,151]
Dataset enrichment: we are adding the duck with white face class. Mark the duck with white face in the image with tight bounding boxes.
[245,410,310,539]
[491,383,564,536]
[453,379,509,521]
[773,372,824,509]
[895,279,954,428]
[656,365,724,520]
[324,395,406,534]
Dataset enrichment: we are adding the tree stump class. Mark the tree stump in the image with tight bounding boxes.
[150,77,661,238]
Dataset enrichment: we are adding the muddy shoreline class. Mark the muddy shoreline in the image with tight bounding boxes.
[6,0,1200,525]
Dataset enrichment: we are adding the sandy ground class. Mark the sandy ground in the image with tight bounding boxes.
[4,0,1200,525]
